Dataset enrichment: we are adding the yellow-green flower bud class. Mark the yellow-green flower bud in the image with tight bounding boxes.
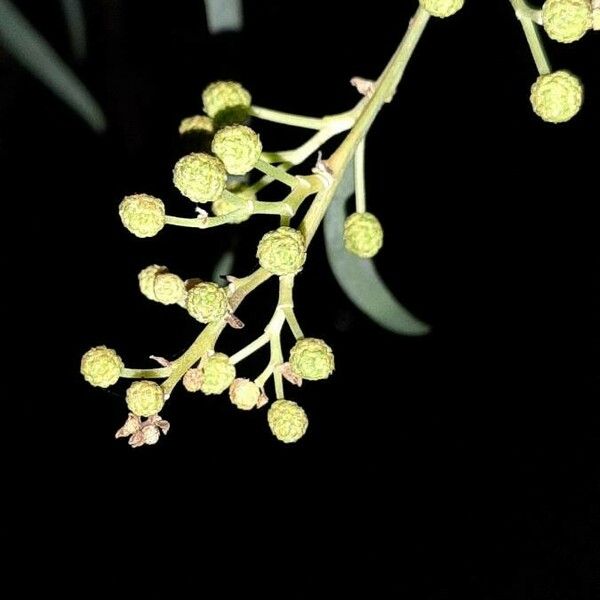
[267,399,308,443]
[343,212,384,258]
[186,281,229,323]
[256,226,306,276]
[173,152,227,203]
[212,186,255,224]
[119,194,165,238]
[138,265,167,301]
[126,381,165,417]
[229,378,261,410]
[289,338,335,381]
[530,70,583,123]
[542,0,592,43]
[211,125,262,176]
[419,0,464,18]
[594,5,600,29]
[81,346,123,388]
[178,115,214,135]
[202,80,251,125]
[199,353,236,395]
[153,272,186,305]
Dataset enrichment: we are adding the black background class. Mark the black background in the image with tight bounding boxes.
[3,1,599,597]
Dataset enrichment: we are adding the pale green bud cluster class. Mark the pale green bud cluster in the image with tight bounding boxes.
[289,338,335,381]
[119,194,165,238]
[198,353,236,395]
[137,266,186,305]
[419,0,464,18]
[256,226,306,276]
[211,125,262,175]
[186,281,229,323]
[267,399,308,443]
[343,212,384,258]
[229,378,262,410]
[202,81,252,125]
[126,381,165,417]
[530,70,583,123]
[81,346,123,388]
[173,152,227,203]
[542,0,592,43]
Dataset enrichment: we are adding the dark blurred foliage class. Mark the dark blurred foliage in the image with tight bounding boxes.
[2,1,598,597]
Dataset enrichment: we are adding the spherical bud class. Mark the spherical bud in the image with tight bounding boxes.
[530,70,583,123]
[138,265,167,301]
[119,194,165,238]
[81,346,123,388]
[198,353,236,395]
[229,378,261,410]
[211,125,262,175]
[212,186,255,223]
[178,115,214,135]
[153,272,186,305]
[256,226,306,276]
[267,399,308,443]
[126,381,165,417]
[186,282,229,323]
[343,212,384,258]
[183,367,204,392]
[542,0,592,43]
[173,152,227,203]
[202,81,251,125]
[419,0,464,18]
[289,338,335,381]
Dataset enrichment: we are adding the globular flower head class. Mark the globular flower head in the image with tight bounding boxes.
[212,186,255,224]
[199,353,236,395]
[178,115,214,135]
[256,226,306,276]
[81,346,123,388]
[542,0,592,43]
[119,194,165,238]
[211,125,262,176]
[126,381,165,417]
[267,399,308,443]
[138,265,167,301]
[153,272,187,305]
[289,338,335,381]
[343,212,384,258]
[202,81,252,125]
[419,0,464,18]
[229,378,261,410]
[530,70,583,123]
[173,152,227,203]
[186,281,229,323]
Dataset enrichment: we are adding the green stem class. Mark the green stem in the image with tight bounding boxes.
[121,367,172,379]
[255,159,300,188]
[250,105,324,129]
[230,332,270,365]
[509,0,551,75]
[354,138,366,213]
[510,0,543,24]
[300,7,430,245]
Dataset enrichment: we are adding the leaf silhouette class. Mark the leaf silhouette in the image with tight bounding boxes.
[205,0,243,34]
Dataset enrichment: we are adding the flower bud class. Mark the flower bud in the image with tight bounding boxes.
[229,378,261,410]
[138,265,167,301]
[186,282,229,323]
[267,399,308,443]
[198,353,236,395]
[289,338,335,381]
[211,125,262,175]
[119,194,165,238]
[126,381,165,417]
[419,0,464,18]
[542,0,592,43]
[343,212,384,259]
[178,115,214,135]
[530,70,583,123]
[173,152,227,203]
[256,226,306,276]
[153,272,186,305]
[202,80,251,125]
[81,346,123,388]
